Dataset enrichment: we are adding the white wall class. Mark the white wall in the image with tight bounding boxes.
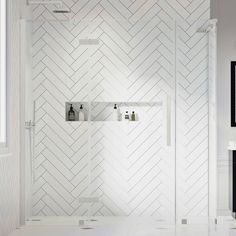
[211,0,236,215]
[0,0,21,235]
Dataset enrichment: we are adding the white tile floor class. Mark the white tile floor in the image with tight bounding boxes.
[9,217,236,236]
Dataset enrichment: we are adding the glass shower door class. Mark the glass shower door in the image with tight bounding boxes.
[26,19,93,217]
[88,18,176,222]
[23,17,176,221]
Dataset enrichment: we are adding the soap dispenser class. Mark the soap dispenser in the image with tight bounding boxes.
[79,104,85,121]
[68,104,75,121]
[112,104,119,121]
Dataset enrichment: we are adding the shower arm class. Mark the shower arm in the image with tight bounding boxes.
[27,0,63,8]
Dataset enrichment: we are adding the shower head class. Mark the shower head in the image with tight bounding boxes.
[197,27,211,33]
[197,20,217,33]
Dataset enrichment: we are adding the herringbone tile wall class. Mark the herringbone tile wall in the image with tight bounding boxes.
[29,0,210,221]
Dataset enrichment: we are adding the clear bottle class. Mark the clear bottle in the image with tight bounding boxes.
[79,104,85,121]
[68,104,75,121]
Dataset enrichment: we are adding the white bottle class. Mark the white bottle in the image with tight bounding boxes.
[112,104,120,121]
[79,104,85,121]
[124,111,130,122]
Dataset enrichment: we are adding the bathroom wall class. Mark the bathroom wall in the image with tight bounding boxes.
[211,0,236,216]
[0,0,21,236]
[29,0,210,221]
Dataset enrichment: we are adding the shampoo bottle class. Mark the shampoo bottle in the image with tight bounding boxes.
[131,111,136,121]
[68,104,75,121]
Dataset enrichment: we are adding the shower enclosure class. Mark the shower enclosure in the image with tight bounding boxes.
[20,14,217,224]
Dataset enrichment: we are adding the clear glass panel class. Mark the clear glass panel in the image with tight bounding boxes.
[89,18,175,222]
[21,18,176,221]
[176,20,210,219]
[23,20,92,217]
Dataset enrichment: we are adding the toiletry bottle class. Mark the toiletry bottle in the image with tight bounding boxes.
[131,111,136,121]
[124,111,130,122]
[112,104,119,121]
[68,104,75,121]
[79,104,85,121]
